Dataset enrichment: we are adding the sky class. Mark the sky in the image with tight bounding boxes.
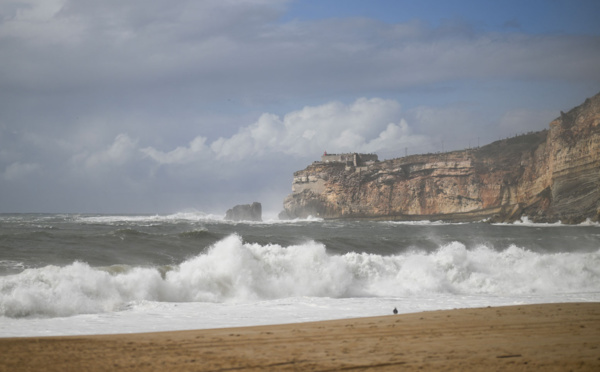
[1,0,599,215]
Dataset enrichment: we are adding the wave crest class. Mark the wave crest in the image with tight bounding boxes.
[1,235,599,318]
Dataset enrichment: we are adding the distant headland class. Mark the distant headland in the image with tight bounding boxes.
[280,92,600,224]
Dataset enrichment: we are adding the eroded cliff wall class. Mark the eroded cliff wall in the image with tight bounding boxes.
[282,93,600,223]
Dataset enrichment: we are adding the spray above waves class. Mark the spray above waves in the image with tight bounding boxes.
[77,212,224,225]
[74,212,324,226]
[496,216,600,227]
[1,234,599,318]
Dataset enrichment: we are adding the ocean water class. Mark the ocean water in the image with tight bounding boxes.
[1,213,599,338]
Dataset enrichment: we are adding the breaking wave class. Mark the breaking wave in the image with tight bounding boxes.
[77,212,224,225]
[498,216,600,227]
[1,234,599,318]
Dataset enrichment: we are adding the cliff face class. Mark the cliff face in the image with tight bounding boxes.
[282,93,600,223]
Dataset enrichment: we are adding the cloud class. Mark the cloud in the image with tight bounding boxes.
[142,98,428,163]
[141,136,210,164]
[0,0,85,46]
[2,162,40,181]
[0,0,292,91]
[75,133,139,172]
[209,113,283,161]
[226,98,418,158]
[1,0,598,98]
[361,121,425,156]
[1,0,598,213]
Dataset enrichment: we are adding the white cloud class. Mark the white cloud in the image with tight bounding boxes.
[61,97,431,178]
[362,120,426,154]
[276,98,422,157]
[76,133,139,171]
[144,98,429,163]
[141,136,210,164]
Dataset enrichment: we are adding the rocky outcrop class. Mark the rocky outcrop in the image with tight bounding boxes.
[282,93,600,223]
[225,202,262,222]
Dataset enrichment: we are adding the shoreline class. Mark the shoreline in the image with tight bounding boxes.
[1,302,599,371]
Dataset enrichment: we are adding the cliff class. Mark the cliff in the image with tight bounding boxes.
[282,92,600,223]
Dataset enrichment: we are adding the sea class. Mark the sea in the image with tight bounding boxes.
[1,212,599,338]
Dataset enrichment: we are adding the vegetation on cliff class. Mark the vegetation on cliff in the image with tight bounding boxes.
[282,92,600,223]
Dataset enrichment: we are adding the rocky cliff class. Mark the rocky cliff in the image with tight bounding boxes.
[282,92,600,223]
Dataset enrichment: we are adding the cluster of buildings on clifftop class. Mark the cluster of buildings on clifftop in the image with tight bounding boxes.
[320,152,378,167]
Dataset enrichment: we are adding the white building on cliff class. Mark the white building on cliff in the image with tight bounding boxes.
[320,152,378,167]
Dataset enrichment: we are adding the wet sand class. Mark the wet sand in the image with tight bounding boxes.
[1,302,599,371]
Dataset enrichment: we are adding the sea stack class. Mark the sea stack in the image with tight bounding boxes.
[225,202,262,222]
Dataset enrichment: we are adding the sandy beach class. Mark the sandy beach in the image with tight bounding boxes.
[1,302,599,371]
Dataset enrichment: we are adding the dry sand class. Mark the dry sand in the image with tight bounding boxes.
[1,302,599,371]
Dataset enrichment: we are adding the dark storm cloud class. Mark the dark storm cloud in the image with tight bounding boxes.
[3,1,598,98]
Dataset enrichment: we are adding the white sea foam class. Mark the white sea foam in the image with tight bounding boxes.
[77,211,225,225]
[261,215,325,224]
[1,234,599,320]
[578,218,600,226]
[495,216,600,227]
[8,292,599,338]
[380,220,466,226]
[0,260,26,273]
[77,212,325,225]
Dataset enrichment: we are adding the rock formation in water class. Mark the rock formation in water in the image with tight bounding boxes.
[282,92,600,223]
[225,202,262,222]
